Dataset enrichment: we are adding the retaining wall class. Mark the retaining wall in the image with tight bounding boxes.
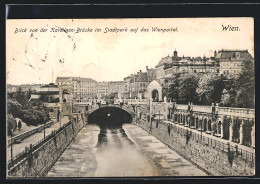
[8,116,85,177]
[138,119,255,176]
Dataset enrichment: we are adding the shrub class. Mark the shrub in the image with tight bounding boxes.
[7,114,17,135]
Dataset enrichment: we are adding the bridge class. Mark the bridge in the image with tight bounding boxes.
[7,98,255,177]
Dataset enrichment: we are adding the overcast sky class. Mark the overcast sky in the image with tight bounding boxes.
[7,18,254,85]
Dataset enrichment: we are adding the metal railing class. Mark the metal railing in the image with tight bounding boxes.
[7,121,72,170]
[7,121,54,147]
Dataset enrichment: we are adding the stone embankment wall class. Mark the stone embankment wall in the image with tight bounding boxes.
[138,119,254,176]
[8,115,85,177]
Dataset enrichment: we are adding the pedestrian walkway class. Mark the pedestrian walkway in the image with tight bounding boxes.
[7,118,42,138]
[7,116,69,161]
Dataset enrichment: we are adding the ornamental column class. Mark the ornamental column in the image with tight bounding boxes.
[251,119,255,148]
[239,119,244,145]
[229,117,233,142]
[220,120,224,138]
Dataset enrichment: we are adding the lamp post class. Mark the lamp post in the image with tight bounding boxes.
[10,130,13,161]
[200,118,203,141]
[159,110,160,123]
[44,120,46,140]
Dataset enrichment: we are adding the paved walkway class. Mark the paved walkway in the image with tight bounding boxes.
[7,116,69,161]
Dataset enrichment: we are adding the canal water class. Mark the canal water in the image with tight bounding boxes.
[94,126,159,176]
[46,122,206,177]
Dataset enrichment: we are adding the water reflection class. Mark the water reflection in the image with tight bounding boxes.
[96,123,134,150]
[94,122,156,176]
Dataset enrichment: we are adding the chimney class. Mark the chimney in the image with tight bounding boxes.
[140,70,142,73]
[146,66,148,71]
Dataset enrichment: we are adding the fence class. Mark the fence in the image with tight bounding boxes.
[7,120,72,170]
[7,121,55,147]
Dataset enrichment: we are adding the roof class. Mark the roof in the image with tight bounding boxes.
[56,77,97,83]
[40,83,59,88]
[31,91,60,95]
[215,49,253,60]
[136,72,148,82]
[109,81,125,85]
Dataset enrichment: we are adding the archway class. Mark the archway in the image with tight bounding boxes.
[203,118,207,131]
[195,117,199,129]
[152,89,159,102]
[147,80,163,101]
[208,119,212,131]
[88,106,133,129]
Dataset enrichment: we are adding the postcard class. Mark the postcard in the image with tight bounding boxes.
[6,18,255,177]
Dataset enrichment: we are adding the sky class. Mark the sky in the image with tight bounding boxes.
[7,18,254,85]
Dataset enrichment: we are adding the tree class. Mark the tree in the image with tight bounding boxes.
[197,73,226,105]
[7,114,17,136]
[163,73,181,102]
[18,120,22,130]
[234,60,255,108]
[178,73,199,104]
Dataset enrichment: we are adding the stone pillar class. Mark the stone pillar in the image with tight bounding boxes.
[251,119,255,148]
[239,119,244,145]
[229,117,233,142]
[220,121,224,138]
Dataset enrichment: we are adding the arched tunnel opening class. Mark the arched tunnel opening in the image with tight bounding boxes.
[87,107,133,129]
[87,107,134,150]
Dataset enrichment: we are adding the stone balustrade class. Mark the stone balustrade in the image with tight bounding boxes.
[218,107,255,119]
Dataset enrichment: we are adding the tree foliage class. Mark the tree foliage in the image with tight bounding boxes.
[7,90,50,126]
[163,60,254,109]
[7,114,17,136]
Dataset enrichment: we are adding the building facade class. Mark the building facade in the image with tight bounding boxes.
[56,77,97,99]
[215,49,254,78]
[155,49,219,84]
[127,67,156,99]
[108,81,125,98]
[97,82,109,98]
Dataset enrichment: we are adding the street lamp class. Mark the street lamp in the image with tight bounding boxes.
[200,118,203,141]
[159,110,160,123]
[44,121,46,140]
[10,130,13,160]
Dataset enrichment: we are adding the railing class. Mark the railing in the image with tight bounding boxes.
[176,104,189,110]
[218,107,255,118]
[7,120,72,170]
[43,103,59,108]
[192,105,212,113]
[173,103,255,118]
[125,99,148,105]
[7,121,55,147]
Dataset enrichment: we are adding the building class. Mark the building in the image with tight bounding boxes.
[97,82,109,98]
[127,67,156,99]
[155,49,219,84]
[56,77,97,99]
[108,81,125,98]
[30,83,60,103]
[215,49,254,78]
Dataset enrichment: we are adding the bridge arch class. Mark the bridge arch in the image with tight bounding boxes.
[87,106,133,129]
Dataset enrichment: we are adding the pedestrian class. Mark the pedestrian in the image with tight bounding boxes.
[18,120,22,130]
[168,123,171,136]
[57,110,60,122]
